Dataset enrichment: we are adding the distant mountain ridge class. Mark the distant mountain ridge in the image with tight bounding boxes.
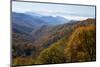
[12,12,69,34]
[12,12,69,25]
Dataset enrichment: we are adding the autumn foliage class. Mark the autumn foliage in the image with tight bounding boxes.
[35,38,66,64]
[12,19,96,66]
[64,26,96,62]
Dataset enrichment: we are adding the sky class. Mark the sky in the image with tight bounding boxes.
[12,1,96,20]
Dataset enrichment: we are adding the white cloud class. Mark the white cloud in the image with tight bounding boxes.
[61,15,93,20]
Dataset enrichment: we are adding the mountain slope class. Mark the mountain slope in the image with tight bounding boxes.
[12,18,96,66]
[28,18,95,48]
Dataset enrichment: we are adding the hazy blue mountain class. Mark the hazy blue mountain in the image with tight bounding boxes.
[12,23,34,35]
[25,12,42,17]
[12,12,48,34]
[12,12,69,34]
[40,16,68,25]
[12,12,69,27]
[12,12,47,28]
[25,12,69,25]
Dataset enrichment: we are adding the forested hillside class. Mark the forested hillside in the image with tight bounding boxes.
[12,16,96,66]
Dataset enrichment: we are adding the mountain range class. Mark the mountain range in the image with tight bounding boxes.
[12,12,70,34]
[12,12,95,46]
[12,12,96,65]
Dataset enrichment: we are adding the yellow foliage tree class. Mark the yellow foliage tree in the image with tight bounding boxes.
[65,26,96,62]
[35,38,67,64]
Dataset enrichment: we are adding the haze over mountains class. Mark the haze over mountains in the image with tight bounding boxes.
[12,12,71,34]
[12,11,95,47]
[12,11,96,66]
[12,11,94,34]
[12,12,70,25]
[12,11,95,43]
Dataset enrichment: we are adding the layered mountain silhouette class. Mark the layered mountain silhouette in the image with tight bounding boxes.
[12,12,69,34]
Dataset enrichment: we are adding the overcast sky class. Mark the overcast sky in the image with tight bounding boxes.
[12,1,95,20]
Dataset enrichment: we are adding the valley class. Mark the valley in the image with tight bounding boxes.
[12,12,96,66]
